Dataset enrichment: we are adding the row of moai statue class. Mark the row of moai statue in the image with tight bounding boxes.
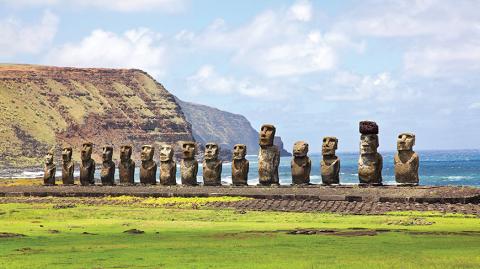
[43,121,419,186]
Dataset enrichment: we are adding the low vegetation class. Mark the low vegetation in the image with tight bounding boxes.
[0,197,479,269]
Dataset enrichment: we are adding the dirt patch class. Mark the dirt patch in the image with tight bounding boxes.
[81,232,97,235]
[387,217,435,226]
[53,203,76,209]
[123,229,144,234]
[0,232,25,238]
[47,229,60,234]
[286,229,379,236]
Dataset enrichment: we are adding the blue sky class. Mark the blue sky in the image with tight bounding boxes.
[1,0,480,152]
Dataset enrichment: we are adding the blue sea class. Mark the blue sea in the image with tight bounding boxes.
[2,150,480,187]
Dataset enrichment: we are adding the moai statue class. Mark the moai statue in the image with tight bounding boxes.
[100,146,115,186]
[358,121,383,185]
[232,144,249,186]
[258,124,280,186]
[80,142,95,186]
[321,137,340,185]
[394,133,419,185]
[159,144,176,186]
[43,149,56,186]
[180,141,198,186]
[203,143,222,186]
[119,145,135,185]
[291,141,311,185]
[61,147,74,185]
[140,145,157,185]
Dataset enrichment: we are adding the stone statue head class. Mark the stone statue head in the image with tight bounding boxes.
[159,144,174,162]
[359,121,379,155]
[233,144,247,160]
[45,149,54,165]
[62,147,72,162]
[259,124,276,147]
[182,141,196,159]
[293,141,309,157]
[102,146,113,162]
[141,145,154,162]
[322,137,338,156]
[397,133,415,151]
[204,143,219,160]
[120,145,132,162]
[360,134,379,154]
[81,142,93,161]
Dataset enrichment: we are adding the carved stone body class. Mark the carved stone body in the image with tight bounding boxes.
[231,144,249,186]
[203,143,222,186]
[61,147,74,185]
[159,144,176,186]
[258,124,280,186]
[394,133,419,185]
[140,145,157,185]
[291,141,311,185]
[119,145,135,185]
[80,143,95,185]
[181,141,198,185]
[358,121,382,185]
[43,150,56,185]
[100,146,115,186]
[321,137,340,185]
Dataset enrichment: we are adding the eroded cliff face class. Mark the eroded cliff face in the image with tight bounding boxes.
[177,99,291,157]
[0,64,193,167]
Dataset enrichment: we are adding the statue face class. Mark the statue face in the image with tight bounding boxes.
[120,145,132,161]
[102,146,113,162]
[182,141,196,159]
[62,147,72,162]
[141,145,154,161]
[204,143,219,160]
[159,144,174,162]
[397,133,415,151]
[322,137,338,156]
[293,141,308,157]
[81,143,93,161]
[45,151,54,165]
[259,124,276,147]
[360,134,379,154]
[233,144,247,160]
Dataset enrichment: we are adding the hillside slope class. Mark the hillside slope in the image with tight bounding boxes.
[0,64,193,167]
[177,99,291,156]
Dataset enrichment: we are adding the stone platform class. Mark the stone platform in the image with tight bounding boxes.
[0,185,478,204]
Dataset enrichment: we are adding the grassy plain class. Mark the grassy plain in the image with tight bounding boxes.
[0,197,479,269]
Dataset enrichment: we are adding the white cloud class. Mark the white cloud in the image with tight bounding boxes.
[0,10,58,57]
[0,0,187,13]
[469,102,480,110]
[287,0,312,22]
[44,28,167,77]
[179,0,358,77]
[187,65,273,98]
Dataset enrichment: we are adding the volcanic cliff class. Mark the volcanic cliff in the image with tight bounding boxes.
[0,64,194,167]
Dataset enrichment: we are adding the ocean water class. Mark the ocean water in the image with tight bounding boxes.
[2,150,480,186]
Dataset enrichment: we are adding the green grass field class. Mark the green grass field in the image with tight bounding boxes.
[0,197,479,269]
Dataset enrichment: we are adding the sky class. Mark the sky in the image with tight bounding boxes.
[1,0,480,153]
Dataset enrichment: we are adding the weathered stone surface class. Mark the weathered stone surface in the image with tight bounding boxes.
[118,145,135,185]
[232,144,249,186]
[140,145,157,185]
[181,141,198,185]
[159,144,176,186]
[321,137,340,185]
[394,133,419,185]
[61,147,74,185]
[203,143,222,186]
[291,141,311,185]
[100,146,115,186]
[43,149,56,186]
[79,142,95,186]
[358,121,382,185]
[258,124,280,186]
